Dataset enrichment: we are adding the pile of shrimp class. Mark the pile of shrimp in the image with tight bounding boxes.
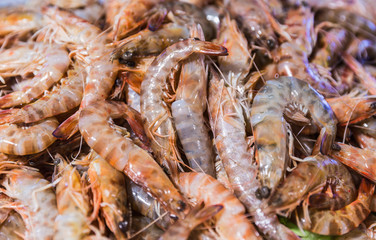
[1,0,376,239]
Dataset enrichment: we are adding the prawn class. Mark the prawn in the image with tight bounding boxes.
[250,76,337,193]
[160,203,223,240]
[0,210,25,240]
[0,117,58,155]
[330,142,376,182]
[0,9,43,38]
[269,154,356,214]
[0,66,84,124]
[87,151,128,240]
[208,69,300,240]
[140,39,227,176]
[171,25,215,176]
[54,157,91,240]
[178,172,262,240]
[78,100,189,218]
[0,44,70,108]
[0,166,58,240]
[298,178,375,235]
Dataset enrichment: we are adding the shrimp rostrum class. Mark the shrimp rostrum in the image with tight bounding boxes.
[250,76,337,195]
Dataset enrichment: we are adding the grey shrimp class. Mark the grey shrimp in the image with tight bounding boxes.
[250,76,337,194]
[140,39,227,176]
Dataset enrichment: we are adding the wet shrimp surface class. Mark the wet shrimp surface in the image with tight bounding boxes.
[1,0,376,239]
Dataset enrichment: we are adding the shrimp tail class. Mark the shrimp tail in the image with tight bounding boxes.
[0,109,20,124]
[147,7,168,31]
[193,41,228,56]
[52,111,79,140]
[193,204,223,223]
[0,93,21,109]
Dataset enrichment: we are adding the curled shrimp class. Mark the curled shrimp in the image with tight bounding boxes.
[171,25,215,176]
[326,95,376,125]
[78,100,189,218]
[0,166,58,240]
[87,151,128,239]
[250,76,337,193]
[330,142,376,182]
[178,172,262,240]
[160,203,223,240]
[0,117,58,155]
[0,44,69,108]
[269,154,356,214]
[208,69,299,240]
[140,39,227,175]
[0,66,84,124]
[298,178,375,235]
[54,157,91,240]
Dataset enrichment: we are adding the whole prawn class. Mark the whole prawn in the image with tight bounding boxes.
[208,69,300,240]
[171,25,215,176]
[250,76,337,194]
[178,172,262,240]
[78,100,189,218]
[140,39,227,176]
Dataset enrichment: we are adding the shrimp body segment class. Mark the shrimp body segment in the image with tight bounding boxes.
[178,172,261,240]
[79,100,189,217]
[140,39,227,173]
[250,76,337,193]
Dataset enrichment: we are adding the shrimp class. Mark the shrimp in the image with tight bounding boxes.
[127,215,164,240]
[126,86,141,112]
[0,210,25,240]
[227,0,278,51]
[0,44,69,108]
[111,23,190,62]
[78,100,189,218]
[140,39,227,176]
[0,67,84,124]
[298,178,375,235]
[0,166,58,240]
[160,203,223,240]
[0,9,43,37]
[330,142,376,182]
[354,130,376,150]
[326,95,376,125]
[126,180,171,229]
[269,154,356,213]
[171,25,215,176]
[178,172,262,240]
[356,117,376,138]
[250,76,337,193]
[0,117,58,155]
[208,70,300,240]
[48,0,95,9]
[54,158,91,240]
[87,152,128,240]
[336,214,376,239]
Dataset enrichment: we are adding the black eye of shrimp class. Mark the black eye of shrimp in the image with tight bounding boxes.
[118,219,129,233]
[267,39,276,50]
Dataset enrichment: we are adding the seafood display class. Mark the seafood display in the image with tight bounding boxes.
[0,0,376,239]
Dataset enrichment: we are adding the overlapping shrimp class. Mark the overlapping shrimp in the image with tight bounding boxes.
[298,178,375,235]
[250,76,337,194]
[0,117,58,155]
[330,142,376,182]
[160,203,223,240]
[0,44,69,108]
[87,151,128,240]
[171,25,215,176]
[42,7,119,140]
[208,69,299,240]
[0,66,84,124]
[269,154,356,214]
[326,95,376,125]
[140,39,227,176]
[78,100,189,218]
[0,166,58,240]
[178,172,261,240]
[54,158,91,240]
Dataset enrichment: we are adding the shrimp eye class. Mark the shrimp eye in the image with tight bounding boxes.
[193,37,200,41]
[267,39,276,50]
[255,186,270,199]
[371,102,376,109]
[122,51,133,60]
[118,220,129,233]
[177,200,187,212]
[170,214,179,220]
[332,143,341,151]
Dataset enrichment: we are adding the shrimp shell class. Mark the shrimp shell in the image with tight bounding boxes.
[0,210,25,240]
[250,76,337,192]
[1,167,58,240]
[0,117,58,155]
[178,172,261,240]
[79,100,189,217]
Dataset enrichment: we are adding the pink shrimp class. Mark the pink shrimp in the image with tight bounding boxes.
[140,39,227,176]
[78,100,189,218]
[178,172,261,240]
